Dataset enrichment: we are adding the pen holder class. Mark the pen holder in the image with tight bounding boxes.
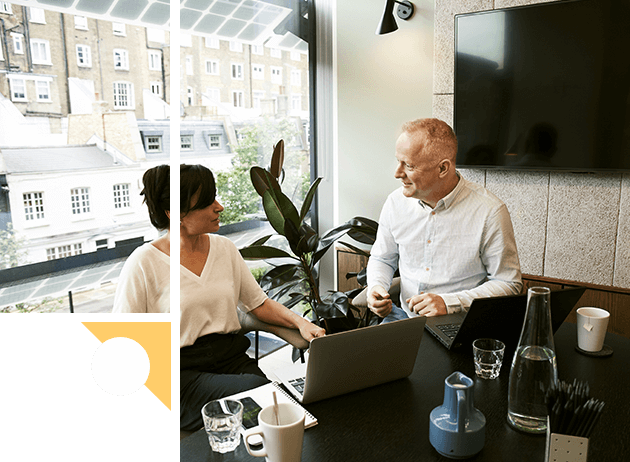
[545,417,589,462]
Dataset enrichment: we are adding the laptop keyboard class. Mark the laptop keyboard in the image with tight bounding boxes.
[437,323,461,339]
[288,377,306,395]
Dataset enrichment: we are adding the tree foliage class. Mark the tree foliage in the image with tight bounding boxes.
[0,223,28,269]
[216,117,305,225]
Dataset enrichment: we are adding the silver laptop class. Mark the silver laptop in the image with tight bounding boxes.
[274,316,426,404]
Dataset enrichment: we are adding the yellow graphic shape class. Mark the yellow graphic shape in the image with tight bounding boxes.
[83,322,171,410]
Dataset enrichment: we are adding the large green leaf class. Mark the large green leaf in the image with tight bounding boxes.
[239,245,297,260]
[299,177,322,223]
[260,264,302,291]
[284,218,302,257]
[312,223,352,264]
[337,241,371,258]
[250,166,281,197]
[284,220,319,258]
[270,139,285,181]
[347,216,379,244]
[249,234,273,246]
[263,189,300,237]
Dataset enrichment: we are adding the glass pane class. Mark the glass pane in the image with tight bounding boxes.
[0,4,170,312]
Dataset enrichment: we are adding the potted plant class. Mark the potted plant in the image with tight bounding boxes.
[239,140,379,334]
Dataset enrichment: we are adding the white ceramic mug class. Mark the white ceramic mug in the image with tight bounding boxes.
[576,307,610,352]
[243,402,305,462]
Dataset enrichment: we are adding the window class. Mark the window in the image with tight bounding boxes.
[252,64,264,80]
[29,7,45,23]
[150,81,162,97]
[186,56,193,75]
[203,87,220,107]
[187,86,194,105]
[209,135,221,149]
[145,136,162,152]
[232,90,244,108]
[112,22,125,36]
[9,78,26,101]
[205,60,219,75]
[114,49,129,70]
[231,63,243,80]
[270,48,281,58]
[181,135,193,151]
[148,50,161,70]
[35,80,51,102]
[252,44,264,55]
[291,69,301,86]
[292,95,301,111]
[229,41,243,52]
[76,44,92,67]
[31,39,51,65]
[71,188,90,215]
[12,33,23,54]
[271,66,282,84]
[46,244,82,260]
[205,37,219,49]
[113,81,134,108]
[291,51,301,61]
[23,192,44,221]
[0,0,173,311]
[74,15,88,30]
[96,239,108,250]
[113,184,130,209]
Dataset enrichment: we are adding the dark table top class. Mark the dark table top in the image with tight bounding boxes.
[181,323,630,461]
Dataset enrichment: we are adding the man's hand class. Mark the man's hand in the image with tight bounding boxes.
[367,286,393,318]
[407,292,448,317]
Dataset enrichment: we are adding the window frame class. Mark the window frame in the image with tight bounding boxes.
[35,79,51,102]
[252,64,264,80]
[29,7,46,24]
[76,44,92,68]
[180,135,194,151]
[9,77,26,101]
[113,48,129,70]
[113,183,130,209]
[271,66,283,84]
[208,134,221,149]
[12,33,24,54]
[30,38,52,65]
[0,2,12,14]
[232,90,244,108]
[148,50,161,71]
[112,81,135,109]
[23,191,45,222]
[70,187,91,216]
[145,135,162,153]
[205,37,219,49]
[150,81,163,97]
[205,59,219,75]
[231,62,243,80]
[112,22,126,36]
[74,15,88,30]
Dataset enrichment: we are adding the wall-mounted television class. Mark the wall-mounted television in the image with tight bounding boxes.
[454,0,630,172]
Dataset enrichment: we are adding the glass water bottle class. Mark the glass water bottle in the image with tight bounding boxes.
[507,286,558,433]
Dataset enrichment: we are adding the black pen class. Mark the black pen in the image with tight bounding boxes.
[584,402,605,438]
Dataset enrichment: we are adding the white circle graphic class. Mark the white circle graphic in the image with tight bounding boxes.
[91,337,150,396]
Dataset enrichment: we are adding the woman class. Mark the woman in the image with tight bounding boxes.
[112,164,170,313]
[175,164,324,431]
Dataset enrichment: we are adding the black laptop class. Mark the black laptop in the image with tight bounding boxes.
[424,287,586,351]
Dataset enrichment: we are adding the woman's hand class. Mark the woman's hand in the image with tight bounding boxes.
[298,320,326,342]
[251,299,325,341]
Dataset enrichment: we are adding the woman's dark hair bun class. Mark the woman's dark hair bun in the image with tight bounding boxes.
[141,164,170,230]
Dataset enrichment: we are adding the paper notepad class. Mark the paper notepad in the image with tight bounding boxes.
[226,382,317,430]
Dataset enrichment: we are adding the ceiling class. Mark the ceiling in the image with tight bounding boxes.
[10,0,171,30]
[8,0,306,50]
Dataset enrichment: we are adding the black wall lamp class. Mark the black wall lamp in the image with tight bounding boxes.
[376,0,415,35]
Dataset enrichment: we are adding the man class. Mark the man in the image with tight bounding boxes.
[367,118,522,320]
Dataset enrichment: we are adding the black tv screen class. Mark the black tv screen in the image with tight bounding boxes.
[454,0,630,171]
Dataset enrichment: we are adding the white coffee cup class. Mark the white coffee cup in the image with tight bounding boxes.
[243,402,305,462]
[576,307,610,352]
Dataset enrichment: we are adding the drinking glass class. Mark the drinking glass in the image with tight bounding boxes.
[472,338,505,379]
[202,399,243,453]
